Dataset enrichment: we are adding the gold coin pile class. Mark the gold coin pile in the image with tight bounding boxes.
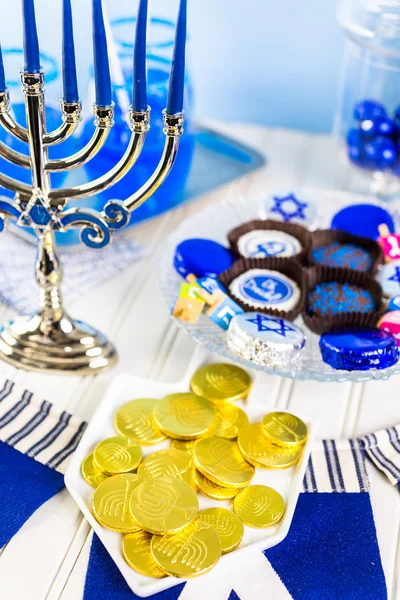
[81,363,308,580]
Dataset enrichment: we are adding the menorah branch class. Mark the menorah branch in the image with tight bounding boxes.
[0,90,29,143]
[43,99,82,146]
[45,104,113,172]
[124,111,184,212]
[47,108,150,204]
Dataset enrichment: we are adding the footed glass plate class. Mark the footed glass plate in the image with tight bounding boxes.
[158,188,400,383]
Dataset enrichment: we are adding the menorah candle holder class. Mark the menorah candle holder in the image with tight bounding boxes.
[0,69,184,374]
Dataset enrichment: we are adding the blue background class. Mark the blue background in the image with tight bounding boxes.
[0,0,345,134]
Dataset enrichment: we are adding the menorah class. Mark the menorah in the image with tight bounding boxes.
[0,0,186,374]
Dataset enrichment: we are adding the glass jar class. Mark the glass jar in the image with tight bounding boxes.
[336,0,400,197]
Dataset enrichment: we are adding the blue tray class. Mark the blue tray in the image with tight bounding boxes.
[10,125,266,246]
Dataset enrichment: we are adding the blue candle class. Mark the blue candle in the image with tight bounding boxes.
[92,0,112,106]
[0,45,6,92]
[167,0,187,115]
[62,0,79,103]
[22,0,41,73]
[133,0,148,112]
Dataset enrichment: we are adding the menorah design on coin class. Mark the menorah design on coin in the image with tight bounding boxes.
[234,485,285,527]
[130,476,198,534]
[92,474,142,531]
[205,438,252,474]
[115,400,162,442]
[98,479,133,522]
[152,522,211,572]
[170,396,212,428]
[263,412,307,445]
[205,367,248,395]
[200,511,237,537]
[93,436,142,474]
[138,449,191,480]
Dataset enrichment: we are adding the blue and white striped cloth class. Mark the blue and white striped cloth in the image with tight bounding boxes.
[0,377,87,474]
[360,427,400,487]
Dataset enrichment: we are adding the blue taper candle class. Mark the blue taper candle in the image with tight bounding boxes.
[0,45,6,92]
[62,0,79,103]
[92,0,112,106]
[133,0,148,112]
[166,0,187,115]
[22,0,41,73]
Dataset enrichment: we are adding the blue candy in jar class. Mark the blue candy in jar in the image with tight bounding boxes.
[354,100,387,121]
[364,136,397,169]
[374,117,396,137]
[348,143,365,166]
[346,128,365,146]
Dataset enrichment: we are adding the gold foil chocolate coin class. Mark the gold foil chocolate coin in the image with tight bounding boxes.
[93,436,142,475]
[138,448,193,482]
[212,402,249,439]
[261,411,308,448]
[190,363,251,403]
[153,393,215,440]
[81,453,108,488]
[130,475,199,535]
[233,485,285,528]
[238,423,302,469]
[194,469,239,501]
[197,508,244,554]
[151,520,221,578]
[194,437,255,488]
[92,473,143,532]
[123,531,165,578]
[114,398,166,445]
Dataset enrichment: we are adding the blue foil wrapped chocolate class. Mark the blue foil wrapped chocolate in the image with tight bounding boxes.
[331,204,395,241]
[173,238,235,279]
[320,328,399,371]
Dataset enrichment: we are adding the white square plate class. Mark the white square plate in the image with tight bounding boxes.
[65,369,314,597]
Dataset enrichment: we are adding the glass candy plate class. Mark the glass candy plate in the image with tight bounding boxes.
[65,353,314,598]
[158,188,400,382]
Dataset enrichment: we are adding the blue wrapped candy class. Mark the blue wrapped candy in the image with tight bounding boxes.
[354,100,387,122]
[174,238,235,279]
[331,203,395,240]
[364,137,397,169]
[320,328,399,371]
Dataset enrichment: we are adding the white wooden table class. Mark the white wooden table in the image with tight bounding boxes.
[0,122,399,600]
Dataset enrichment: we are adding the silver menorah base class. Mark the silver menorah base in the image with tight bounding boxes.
[0,70,183,375]
[0,314,117,374]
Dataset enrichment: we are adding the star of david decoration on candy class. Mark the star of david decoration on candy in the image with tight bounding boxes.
[271,194,308,222]
[246,314,296,337]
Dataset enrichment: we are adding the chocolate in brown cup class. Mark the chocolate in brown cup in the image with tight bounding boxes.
[218,257,307,321]
[303,265,384,335]
[227,219,311,264]
[308,229,383,274]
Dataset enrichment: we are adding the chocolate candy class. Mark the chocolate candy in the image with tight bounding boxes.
[331,204,395,240]
[354,100,387,122]
[174,238,235,279]
[378,311,400,346]
[320,328,399,371]
[237,229,301,259]
[307,282,375,317]
[311,242,372,271]
[229,268,301,313]
[227,311,305,367]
